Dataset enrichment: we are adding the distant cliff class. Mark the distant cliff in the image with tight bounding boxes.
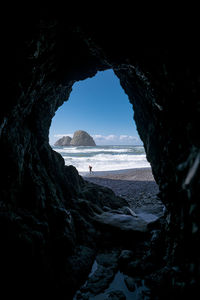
[70,130,96,146]
[54,136,72,146]
[54,130,96,146]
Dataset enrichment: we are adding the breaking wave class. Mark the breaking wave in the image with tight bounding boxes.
[52,145,150,173]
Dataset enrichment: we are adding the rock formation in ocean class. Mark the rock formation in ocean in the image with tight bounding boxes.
[54,135,72,146]
[70,130,96,146]
[1,8,200,299]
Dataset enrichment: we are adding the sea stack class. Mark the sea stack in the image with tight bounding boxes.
[70,130,96,146]
[54,136,72,146]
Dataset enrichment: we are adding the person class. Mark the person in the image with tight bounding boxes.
[89,165,93,174]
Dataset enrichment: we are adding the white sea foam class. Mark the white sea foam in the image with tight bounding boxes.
[54,147,134,154]
[52,145,150,172]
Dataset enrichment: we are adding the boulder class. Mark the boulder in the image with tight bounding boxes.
[70,130,96,146]
[54,136,72,146]
[93,212,148,233]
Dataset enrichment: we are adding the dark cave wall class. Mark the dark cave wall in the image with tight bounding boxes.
[83,27,200,282]
[1,15,112,297]
[114,56,200,282]
[1,17,105,207]
[1,12,200,296]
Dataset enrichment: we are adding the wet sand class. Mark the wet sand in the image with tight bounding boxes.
[83,168,164,212]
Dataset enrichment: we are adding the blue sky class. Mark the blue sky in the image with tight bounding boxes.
[49,69,142,145]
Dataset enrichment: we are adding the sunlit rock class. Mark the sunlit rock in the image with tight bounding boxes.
[70,130,96,146]
[54,135,72,146]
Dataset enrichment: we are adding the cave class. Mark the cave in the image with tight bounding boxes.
[1,10,200,299]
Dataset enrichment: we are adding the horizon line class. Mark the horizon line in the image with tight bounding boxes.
[50,143,143,147]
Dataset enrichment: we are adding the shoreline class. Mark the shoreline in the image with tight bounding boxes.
[79,167,152,178]
[82,167,164,212]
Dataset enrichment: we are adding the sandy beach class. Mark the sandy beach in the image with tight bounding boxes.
[83,168,164,213]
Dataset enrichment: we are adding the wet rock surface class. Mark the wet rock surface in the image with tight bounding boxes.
[93,212,148,233]
[72,191,166,299]
[73,218,165,299]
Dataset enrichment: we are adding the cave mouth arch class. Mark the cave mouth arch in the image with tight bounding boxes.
[2,14,199,297]
[48,67,164,224]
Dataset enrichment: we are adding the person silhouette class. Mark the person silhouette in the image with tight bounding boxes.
[89,165,92,174]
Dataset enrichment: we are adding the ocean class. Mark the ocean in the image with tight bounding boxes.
[52,145,150,175]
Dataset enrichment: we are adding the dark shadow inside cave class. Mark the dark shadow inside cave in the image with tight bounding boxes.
[4,15,199,297]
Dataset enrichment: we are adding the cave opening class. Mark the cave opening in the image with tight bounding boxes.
[48,67,165,228]
[49,69,149,173]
